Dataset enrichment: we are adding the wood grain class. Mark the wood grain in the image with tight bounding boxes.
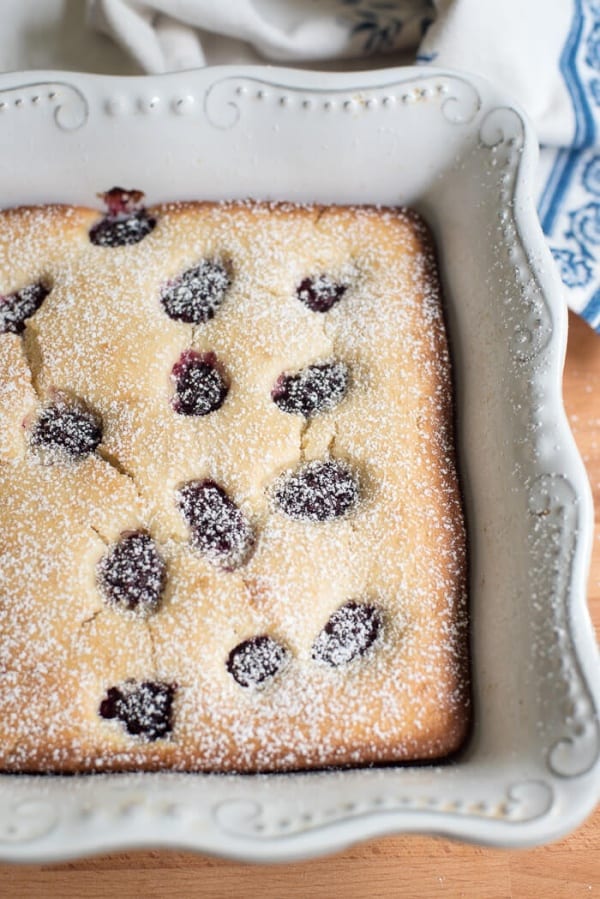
[2,311,598,898]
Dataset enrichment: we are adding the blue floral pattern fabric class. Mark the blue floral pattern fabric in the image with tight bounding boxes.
[539,0,600,331]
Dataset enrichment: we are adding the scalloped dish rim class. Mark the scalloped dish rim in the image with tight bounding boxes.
[0,64,597,862]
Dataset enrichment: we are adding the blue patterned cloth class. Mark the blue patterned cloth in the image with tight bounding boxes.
[538,1,600,331]
[417,0,600,332]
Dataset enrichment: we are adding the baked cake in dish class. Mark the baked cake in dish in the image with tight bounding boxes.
[0,191,468,772]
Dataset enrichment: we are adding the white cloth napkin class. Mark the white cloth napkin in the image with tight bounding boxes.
[88,0,600,332]
[88,0,434,69]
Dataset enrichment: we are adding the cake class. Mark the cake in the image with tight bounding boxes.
[0,190,469,772]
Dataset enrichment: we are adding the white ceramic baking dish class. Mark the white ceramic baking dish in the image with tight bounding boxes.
[0,65,597,862]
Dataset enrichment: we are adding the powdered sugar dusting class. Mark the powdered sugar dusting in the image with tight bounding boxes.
[161,258,231,324]
[0,282,50,335]
[177,479,255,570]
[0,199,468,772]
[97,530,166,617]
[272,360,348,418]
[312,600,383,667]
[30,393,102,459]
[226,635,289,688]
[273,458,360,521]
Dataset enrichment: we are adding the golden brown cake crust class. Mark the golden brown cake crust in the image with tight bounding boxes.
[0,198,468,772]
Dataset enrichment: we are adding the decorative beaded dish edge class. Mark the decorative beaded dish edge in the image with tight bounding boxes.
[0,64,597,861]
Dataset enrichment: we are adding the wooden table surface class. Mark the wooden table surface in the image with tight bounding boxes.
[3,312,598,899]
